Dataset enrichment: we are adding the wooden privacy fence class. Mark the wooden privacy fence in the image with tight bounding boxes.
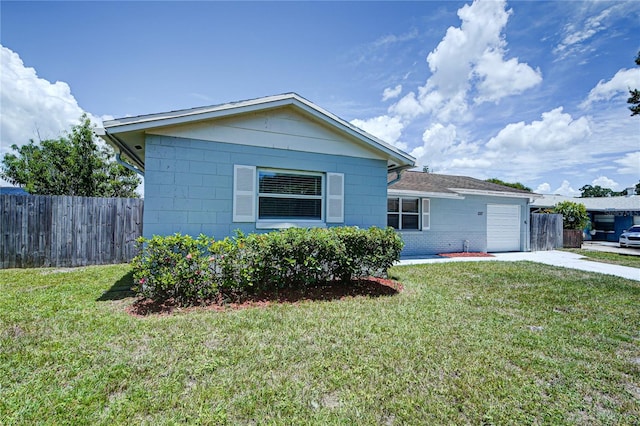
[1,195,143,268]
[530,213,563,251]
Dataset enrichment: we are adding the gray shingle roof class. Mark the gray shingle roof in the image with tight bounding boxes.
[388,171,533,195]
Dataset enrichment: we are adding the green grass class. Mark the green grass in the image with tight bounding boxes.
[563,248,640,268]
[1,262,639,425]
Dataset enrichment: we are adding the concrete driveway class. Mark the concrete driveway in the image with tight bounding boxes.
[398,250,640,281]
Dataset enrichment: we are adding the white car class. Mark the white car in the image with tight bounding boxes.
[619,225,640,248]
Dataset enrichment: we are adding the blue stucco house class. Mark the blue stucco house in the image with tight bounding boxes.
[98,93,415,239]
[99,93,537,256]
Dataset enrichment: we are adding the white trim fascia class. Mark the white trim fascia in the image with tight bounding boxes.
[387,189,465,200]
[102,93,415,167]
[450,188,540,199]
[292,97,415,165]
[102,95,295,132]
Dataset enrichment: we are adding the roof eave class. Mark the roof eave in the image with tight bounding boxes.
[96,127,145,171]
[451,188,540,199]
[387,189,465,199]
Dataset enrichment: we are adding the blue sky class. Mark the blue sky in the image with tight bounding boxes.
[1,0,639,195]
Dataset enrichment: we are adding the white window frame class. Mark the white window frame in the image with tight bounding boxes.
[233,165,344,228]
[257,168,325,224]
[387,197,430,231]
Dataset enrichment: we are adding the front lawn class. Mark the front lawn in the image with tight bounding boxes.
[1,262,638,425]
[563,248,640,269]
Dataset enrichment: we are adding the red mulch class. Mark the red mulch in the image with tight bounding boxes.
[438,252,494,258]
[126,277,403,316]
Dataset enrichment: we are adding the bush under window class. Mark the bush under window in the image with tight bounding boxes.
[131,226,403,306]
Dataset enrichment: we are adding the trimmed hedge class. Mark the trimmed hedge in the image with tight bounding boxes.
[131,226,403,306]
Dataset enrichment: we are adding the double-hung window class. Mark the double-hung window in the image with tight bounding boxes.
[258,170,323,221]
[387,197,430,230]
[232,165,344,225]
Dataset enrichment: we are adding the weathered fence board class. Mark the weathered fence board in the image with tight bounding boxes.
[530,213,563,251]
[0,194,143,268]
[563,229,583,249]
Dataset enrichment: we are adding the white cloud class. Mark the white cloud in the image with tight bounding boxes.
[554,2,629,59]
[353,29,420,66]
[410,123,457,166]
[353,0,543,177]
[473,49,542,103]
[426,0,510,97]
[486,107,591,151]
[554,180,580,197]
[535,183,552,194]
[409,122,484,172]
[373,29,419,49]
[350,0,633,190]
[389,91,425,119]
[386,0,541,125]
[382,85,402,102]
[0,45,138,192]
[449,157,492,169]
[350,115,406,150]
[614,152,640,175]
[591,176,618,190]
[0,45,98,160]
[580,68,640,108]
[557,8,610,53]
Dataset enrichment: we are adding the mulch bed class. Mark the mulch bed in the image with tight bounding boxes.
[127,277,403,316]
[438,252,494,258]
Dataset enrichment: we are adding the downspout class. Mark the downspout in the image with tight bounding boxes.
[116,152,144,177]
[98,128,145,176]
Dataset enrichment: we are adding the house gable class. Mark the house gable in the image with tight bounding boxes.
[148,106,391,162]
[99,93,415,173]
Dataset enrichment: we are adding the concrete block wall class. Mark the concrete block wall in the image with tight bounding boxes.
[400,230,486,256]
[398,195,529,256]
[143,135,388,239]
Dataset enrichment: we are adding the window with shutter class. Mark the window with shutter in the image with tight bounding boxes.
[233,166,345,226]
[387,197,425,230]
[257,169,323,221]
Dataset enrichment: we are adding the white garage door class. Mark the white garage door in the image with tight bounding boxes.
[487,204,521,252]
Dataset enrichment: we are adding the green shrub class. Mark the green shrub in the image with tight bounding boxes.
[553,201,589,230]
[333,226,403,280]
[131,226,403,306]
[131,234,217,305]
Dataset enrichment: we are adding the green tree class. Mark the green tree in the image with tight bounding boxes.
[1,115,140,197]
[553,201,589,230]
[628,51,640,116]
[485,178,531,192]
[579,184,618,198]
